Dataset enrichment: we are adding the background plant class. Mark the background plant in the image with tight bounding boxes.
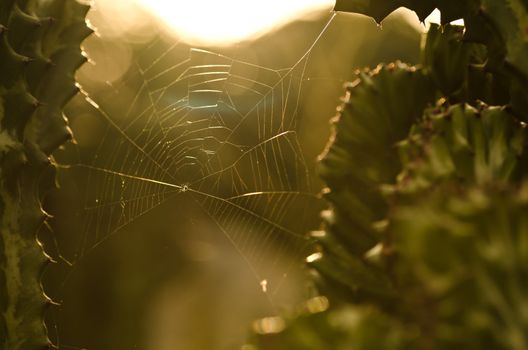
[0,0,90,349]
[252,1,528,349]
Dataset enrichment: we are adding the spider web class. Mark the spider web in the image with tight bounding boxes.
[51,13,336,310]
[34,6,429,347]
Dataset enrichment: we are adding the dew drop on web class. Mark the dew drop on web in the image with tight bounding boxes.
[260,279,268,293]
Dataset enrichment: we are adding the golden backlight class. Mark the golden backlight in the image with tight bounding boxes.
[134,0,335,46]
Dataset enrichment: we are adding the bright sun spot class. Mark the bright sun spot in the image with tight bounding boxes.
[134,0,335,46]
[424,8,465,28]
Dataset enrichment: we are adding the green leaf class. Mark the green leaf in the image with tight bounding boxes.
[390,185,528,349]
[395,103,528,193]
[479,0,528,78]
[316,62,435,301]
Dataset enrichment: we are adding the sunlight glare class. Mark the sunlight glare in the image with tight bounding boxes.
[134,0,334,46]
[424,9,465,29]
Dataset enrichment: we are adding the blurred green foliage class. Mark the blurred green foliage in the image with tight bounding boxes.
[253,1,528,349]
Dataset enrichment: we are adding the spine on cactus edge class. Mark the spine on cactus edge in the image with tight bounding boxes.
[0,0,91,348]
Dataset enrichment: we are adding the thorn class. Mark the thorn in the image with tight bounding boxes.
[85,19,98,36]
[22,55,34,63]
[46,58,57,67]
[44,294,61,307]
[34,98,46,108]
[45,253,58,264]
[33,99,43,108]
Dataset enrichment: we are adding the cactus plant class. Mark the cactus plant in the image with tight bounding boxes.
[252,1,528,348]
[0,0,90,348]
